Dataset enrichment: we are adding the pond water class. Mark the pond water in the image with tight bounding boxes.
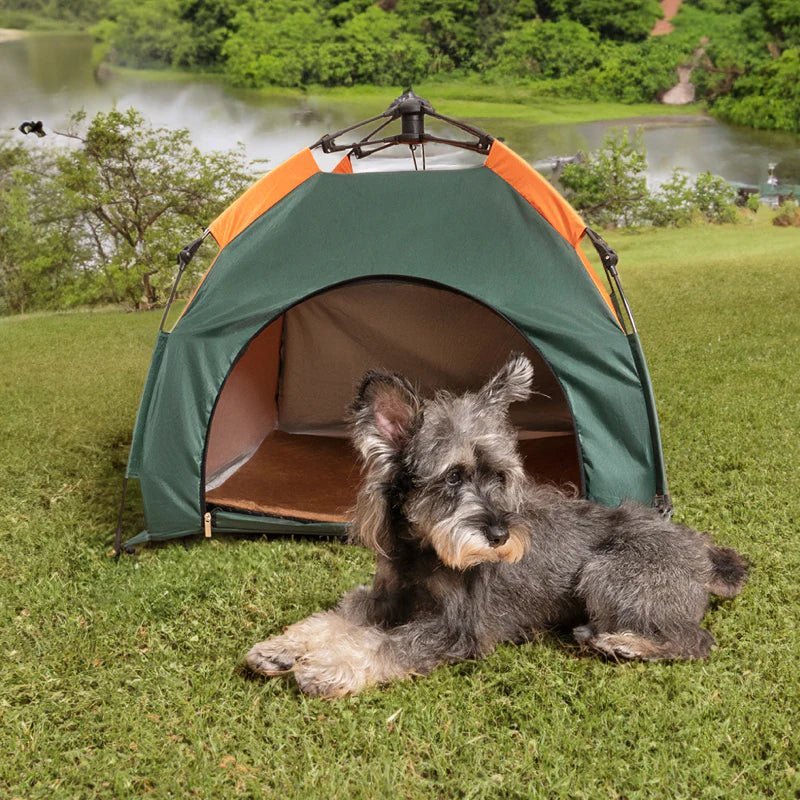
[3,31,799,186]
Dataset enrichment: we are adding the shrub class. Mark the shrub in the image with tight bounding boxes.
[543,0,663,42]
[491,20,602,80]
[713,49,800,134]
[648,169,696,227]
[557,132,738,228]
[1,109,252,313]
[772,200,800,227]
[559,129,649,227]
[222,2,329,88]
[317,7,430,86]
[692,171,737,223]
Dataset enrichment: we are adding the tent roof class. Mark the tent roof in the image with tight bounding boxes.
[182,142,618,326]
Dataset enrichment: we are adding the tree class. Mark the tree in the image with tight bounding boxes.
[541,0,662,41]
[317,6,430,86]
[222,1,330,87]
[0,142,80,314]
[50,109,252,308]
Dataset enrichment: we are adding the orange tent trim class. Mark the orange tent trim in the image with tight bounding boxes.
[178,149,320,321]
[332,154,353,174]
[484,140,620,326]
[209,148,320,250]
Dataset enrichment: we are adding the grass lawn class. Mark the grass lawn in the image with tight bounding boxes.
[1,214,798,798]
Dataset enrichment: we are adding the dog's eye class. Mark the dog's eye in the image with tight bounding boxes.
[445,468,462,487]
[495,471,507,485]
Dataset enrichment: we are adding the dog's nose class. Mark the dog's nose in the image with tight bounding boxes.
[484,526,509,547]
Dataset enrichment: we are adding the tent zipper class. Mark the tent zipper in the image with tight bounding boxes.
[203,511,212,538]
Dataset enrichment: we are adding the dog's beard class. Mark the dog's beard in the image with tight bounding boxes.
[422,499,529,570]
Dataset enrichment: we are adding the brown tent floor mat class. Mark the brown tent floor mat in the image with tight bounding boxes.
[206,429,581,524]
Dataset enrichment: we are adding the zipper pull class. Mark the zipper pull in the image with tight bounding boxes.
[203,511,212,538]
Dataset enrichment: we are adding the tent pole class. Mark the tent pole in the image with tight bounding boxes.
[113,476,129,557]
[585,228,672,517]
[159,230,210,332]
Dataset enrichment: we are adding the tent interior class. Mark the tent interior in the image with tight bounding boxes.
[204,280,582,523]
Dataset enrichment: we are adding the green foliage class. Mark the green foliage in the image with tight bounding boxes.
[559,129,649,227]
[759,0,800,47]
[222,1,329,88]
[745,193,761,212]
[647,169,696,227]
[0,142,80,314]
[492,19,602,79]
[543,0,663,41]
[560,131,738,228]
[772,199,800,226]
[317,7,430,86]
[90,0,191,69]
[713,48,800,133]
[692,171,737,223]
[584,38,684,102]
[0,110,251,313]
[175,0,238,69]
[396,0,481,71]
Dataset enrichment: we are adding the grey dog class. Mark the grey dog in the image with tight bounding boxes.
[246,354,748,698]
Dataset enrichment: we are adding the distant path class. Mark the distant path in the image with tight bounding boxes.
[0,28,28,43]
[651,0,683,36]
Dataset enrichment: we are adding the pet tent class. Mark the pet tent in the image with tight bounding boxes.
[117,91,670,551]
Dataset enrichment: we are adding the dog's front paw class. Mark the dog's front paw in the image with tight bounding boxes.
[245,638,297,676]
[292,654,367,699]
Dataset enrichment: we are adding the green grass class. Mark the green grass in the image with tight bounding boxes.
[2,214,799,799]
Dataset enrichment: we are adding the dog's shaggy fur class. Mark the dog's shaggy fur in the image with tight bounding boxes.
[246,354,748,698]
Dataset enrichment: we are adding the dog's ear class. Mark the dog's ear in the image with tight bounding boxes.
[349,370,421,458]
[479,352,534,409]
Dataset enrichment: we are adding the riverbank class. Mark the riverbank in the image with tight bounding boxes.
[110,66,706,126]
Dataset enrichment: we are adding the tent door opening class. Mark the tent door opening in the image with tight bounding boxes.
[203,279,582,524]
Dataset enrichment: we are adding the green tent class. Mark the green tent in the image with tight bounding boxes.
[119,94,669,550]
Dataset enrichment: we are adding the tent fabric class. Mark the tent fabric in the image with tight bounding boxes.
[126,142,663,544]
[484,141,617,322]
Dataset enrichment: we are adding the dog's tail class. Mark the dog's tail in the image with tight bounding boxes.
[706,545,749,599]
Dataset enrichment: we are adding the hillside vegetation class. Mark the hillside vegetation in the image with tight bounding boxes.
[3,0,800,133]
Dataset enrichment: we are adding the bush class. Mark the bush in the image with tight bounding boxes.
[558,131,738,228]
[692,171,737,223]
[491,20,602,79]
[772,200,800,227]
[222,2,329,88]
[543,0,663,41]
[559,129,650,227]
[90,0,192,69]
[316,7,430,86]
[647,169,696,227]
[713,48,800,134]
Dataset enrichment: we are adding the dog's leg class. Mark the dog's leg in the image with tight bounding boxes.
[574,624,715,661]
[290,615,410,698]
[246,612,335,676]
[245,585,378,678]
[292,612,481,698]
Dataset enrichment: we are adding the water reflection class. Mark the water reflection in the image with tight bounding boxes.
[3,32,798,185]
